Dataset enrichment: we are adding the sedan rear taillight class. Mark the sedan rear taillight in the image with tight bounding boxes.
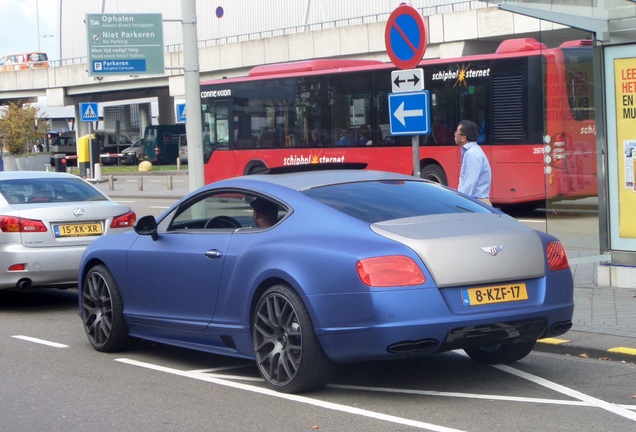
[357,255,425,287]
[546,241,569,271]
[0,216,47,233]
[110,211,137,229]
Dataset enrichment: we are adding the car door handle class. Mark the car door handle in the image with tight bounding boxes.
[204,249,223,259]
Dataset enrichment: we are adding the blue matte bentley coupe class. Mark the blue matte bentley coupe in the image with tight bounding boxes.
[78,167,574,393]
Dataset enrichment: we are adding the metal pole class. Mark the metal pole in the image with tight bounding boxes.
[88,122,94,179]
[412,136,420,177]
[182,0,204,192]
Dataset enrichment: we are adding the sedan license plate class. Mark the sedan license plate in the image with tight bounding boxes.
[54,223,103,237]
[461,283,528,306]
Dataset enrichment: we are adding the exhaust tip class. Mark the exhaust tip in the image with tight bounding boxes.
[17,278,32,289]
[550,321,572,336]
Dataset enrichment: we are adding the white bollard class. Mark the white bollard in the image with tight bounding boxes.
[94,163,102,180]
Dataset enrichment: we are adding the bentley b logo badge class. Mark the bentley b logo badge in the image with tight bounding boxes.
[481,245,504,256]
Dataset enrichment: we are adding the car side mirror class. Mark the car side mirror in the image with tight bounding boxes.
[134,215,159,241]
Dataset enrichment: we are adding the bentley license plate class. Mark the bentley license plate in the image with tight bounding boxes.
[461,283,528,306]
[54,223,103,237]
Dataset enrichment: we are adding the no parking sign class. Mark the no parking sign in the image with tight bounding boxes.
[385,4,427,70]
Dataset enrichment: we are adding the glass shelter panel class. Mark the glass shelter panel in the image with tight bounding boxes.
[542,32,600,279]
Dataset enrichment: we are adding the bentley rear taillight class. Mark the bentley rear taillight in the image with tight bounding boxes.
[546,241,569,271]
[357,256,425,287]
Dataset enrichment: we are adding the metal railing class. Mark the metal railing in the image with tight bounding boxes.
[48,1,489,68]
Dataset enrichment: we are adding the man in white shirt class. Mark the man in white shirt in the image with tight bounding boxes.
[454,120,492,205]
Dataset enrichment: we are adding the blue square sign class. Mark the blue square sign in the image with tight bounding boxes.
[388,91,430,136]
[80,102,99,123]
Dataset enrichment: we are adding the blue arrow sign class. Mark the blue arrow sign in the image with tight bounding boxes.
[80,102,99,122]
[176,103,186,123]
[388,91,430,135]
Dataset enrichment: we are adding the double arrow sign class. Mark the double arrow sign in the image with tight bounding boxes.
[388,68,430,135]
[391,68,424,93]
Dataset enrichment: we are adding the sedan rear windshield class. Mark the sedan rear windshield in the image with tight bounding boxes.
[0,177,107,204]
[302,180,491,223]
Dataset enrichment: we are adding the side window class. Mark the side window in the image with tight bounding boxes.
[166,191,286,231]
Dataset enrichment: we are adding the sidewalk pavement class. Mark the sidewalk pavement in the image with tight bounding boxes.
[91,172,636,363]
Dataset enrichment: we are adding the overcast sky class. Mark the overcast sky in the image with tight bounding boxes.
[0,0,59,60]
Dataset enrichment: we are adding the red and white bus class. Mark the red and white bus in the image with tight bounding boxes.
[198,37,596,206]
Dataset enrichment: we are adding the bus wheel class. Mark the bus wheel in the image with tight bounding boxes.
[420,164,447,185]
[245,162,267,175]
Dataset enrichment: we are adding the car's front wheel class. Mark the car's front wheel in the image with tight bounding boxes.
[81,264,136,352]
[252,284,335,393]
[464,340,536,364]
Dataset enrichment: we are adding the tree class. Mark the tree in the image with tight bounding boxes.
[0,102,48,155]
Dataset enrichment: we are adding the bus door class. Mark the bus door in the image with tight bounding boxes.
[202,99,231,171]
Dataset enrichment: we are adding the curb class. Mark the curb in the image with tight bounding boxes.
[535,331,636,363]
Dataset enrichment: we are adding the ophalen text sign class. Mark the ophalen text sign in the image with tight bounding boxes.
[86,14,165,76]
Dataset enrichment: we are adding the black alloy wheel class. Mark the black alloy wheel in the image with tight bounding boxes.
[82,264,136,352]
[252,284,335,393]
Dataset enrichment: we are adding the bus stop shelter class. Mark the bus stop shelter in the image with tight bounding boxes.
[487,0,636,287]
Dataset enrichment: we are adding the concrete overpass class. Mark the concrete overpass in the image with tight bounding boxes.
[0,5,587,130]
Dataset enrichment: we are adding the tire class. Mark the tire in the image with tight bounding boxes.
[252,284,336,393]
[420,164,448,185]
[464,340,536,364]
[245,162,267,175]
[81,264,136,352]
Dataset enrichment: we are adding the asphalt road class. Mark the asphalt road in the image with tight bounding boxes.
[1,288,635,432]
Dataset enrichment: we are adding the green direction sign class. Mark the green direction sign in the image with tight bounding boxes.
[86,13,165,76]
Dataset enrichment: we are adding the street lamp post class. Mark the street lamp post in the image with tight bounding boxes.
[43,35,54,54]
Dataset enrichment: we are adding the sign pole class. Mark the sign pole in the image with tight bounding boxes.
[385,4,428,178]
[182,0,204,192]
[412,136,420,177]
[88,122,94,179]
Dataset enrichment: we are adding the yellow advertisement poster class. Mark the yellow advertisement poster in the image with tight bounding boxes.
[615,58,636,238]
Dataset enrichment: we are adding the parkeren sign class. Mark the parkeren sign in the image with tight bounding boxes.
[86,13,165,76]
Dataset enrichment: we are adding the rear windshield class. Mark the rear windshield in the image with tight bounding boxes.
[302,180,491,223]
[0,177,107,204]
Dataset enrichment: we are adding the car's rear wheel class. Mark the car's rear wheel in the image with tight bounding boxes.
[464,340,536,364]
[252,284,335,393]
[81,264,136,352]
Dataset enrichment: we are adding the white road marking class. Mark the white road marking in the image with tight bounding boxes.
[114,353,636,429]
[12,335,68,348]
[189,364,253,374]
[494,364,636,421]
[329,384,590,406]
[517,219,544,224]
[450,349,636,420]
[115,358,467,432]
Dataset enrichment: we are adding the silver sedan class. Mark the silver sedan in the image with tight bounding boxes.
[0,171,136,291]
